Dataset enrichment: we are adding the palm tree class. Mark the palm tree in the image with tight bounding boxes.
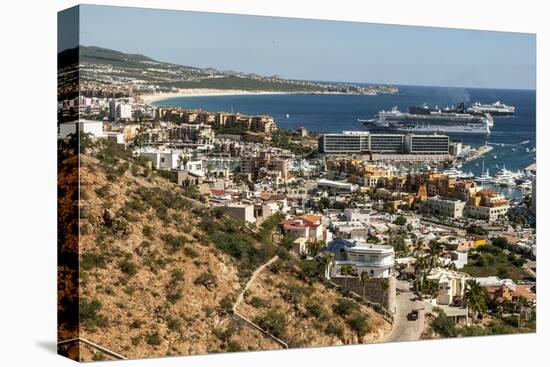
[359,271,370,297]
[307,240,326,258]
[412,239,424,258]
[422,242,444,274]
[341,265,355,289]
[516,296,534,329]
[321,252,335,279]
[446,262,457,271]
[464,279,487,324]
[413,256,428,293]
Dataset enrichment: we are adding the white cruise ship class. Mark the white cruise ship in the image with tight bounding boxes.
[361,104,492,134]
[467,101,515,116]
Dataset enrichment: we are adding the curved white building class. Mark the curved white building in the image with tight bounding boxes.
[327,239,394,278]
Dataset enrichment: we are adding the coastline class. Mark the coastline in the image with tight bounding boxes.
[140,89,290,106]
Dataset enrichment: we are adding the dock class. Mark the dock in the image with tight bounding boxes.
[463,145,493,162]
[526,163,536,172]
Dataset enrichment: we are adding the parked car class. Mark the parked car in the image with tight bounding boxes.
[407,310,419,321]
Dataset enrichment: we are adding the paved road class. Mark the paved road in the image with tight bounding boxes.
[384,280,425,342]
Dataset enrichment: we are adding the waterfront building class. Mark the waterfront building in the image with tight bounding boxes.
[369,134,405,153]
[466,189,510,221]
[404,134,449,154]
[318,131,451,155]
[318,131,369,154]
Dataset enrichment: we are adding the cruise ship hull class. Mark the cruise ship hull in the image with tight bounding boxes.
[362,121,490,134]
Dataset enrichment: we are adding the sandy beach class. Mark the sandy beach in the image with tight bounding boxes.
[140,89,289,105]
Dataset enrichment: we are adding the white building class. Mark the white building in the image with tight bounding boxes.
[279,214,325,244]
[440,251,468,269]
[343,208,371,222]
[466,202,510,221]
[421,196,465,218]
[117,103,133,120]
[426,268,470,305]
[474,276,517,291]
[136,147,183,170]
[224,203,256,224]
[109,100,133,121]
[58,120,104,139]
[327,239,394,278]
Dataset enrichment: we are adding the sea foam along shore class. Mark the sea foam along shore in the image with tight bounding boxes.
[140,89,289,106]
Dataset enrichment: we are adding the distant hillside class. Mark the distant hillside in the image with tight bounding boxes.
[59,46,398,95]
[80,46,158,68]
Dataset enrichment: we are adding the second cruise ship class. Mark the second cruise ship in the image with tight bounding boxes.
[467,101,515,116]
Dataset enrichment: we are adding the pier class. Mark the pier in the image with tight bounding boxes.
[463,145,494,163]
[526,163,536,172]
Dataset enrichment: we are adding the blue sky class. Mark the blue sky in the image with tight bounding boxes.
[60,4,536,90]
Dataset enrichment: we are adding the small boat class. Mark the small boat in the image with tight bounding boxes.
[286,114,290,118]
[493,155,497,159]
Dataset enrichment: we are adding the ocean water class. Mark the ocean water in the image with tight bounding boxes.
[153,85,536,176]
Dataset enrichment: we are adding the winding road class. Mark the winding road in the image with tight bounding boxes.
[384,279,426,342]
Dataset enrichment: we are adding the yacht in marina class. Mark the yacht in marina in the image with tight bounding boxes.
[474,161,494,184]
[442,167,474,179]
[493,165,520,187]
[518,181,532,190]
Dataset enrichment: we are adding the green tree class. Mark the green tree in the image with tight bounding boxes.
[340,265,356,289]
[359,271,370,298]
[464,279,488,324]
[394,215,407,226]
[492,237,509,249]
[307,240,326,257]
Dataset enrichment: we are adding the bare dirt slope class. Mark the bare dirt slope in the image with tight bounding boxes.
[71,142,390,361]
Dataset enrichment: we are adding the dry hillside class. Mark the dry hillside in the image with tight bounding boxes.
[62,139,390,361]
